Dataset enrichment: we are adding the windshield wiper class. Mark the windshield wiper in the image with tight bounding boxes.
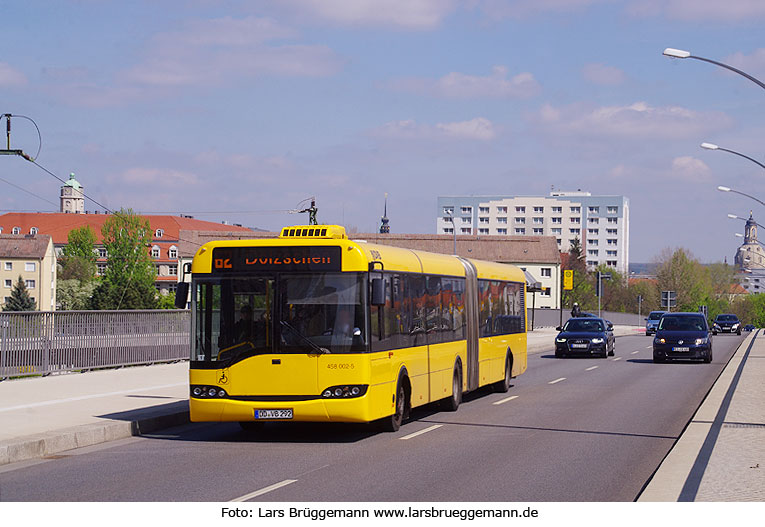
[280,320,330,354]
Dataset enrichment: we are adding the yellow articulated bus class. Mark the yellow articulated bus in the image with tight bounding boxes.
[182,225,527,432]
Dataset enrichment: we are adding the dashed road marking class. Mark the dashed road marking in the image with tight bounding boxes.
[400,424,443,440]
[231,479,298,502]
[493,395,519,406]
[631,350,640,355]
[548,377,566,385]
[585,366,599,371]
[612,357,622,361]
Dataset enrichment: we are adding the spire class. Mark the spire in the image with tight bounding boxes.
[379,193,390,234]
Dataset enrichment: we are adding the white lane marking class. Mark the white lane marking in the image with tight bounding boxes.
[0,383,187,413]
[230,479,298,502]
[612,357,622,361]
[493,395,519,406]
[400,424,442,440]
[585,366,599,371]
[645,346,652,349]
[631,350,640,355]
[548,377,566,385]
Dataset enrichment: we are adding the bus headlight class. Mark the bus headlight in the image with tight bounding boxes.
[321,385,368,398]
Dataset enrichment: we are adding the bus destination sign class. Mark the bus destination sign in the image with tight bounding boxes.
[212,246,342,273]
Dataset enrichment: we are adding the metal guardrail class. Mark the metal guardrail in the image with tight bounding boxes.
[0,310,190,380]
[529,308,644,329]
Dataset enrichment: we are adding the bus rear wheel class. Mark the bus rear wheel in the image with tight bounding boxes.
[493,353,512,393]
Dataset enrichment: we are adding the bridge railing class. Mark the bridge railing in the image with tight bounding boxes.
[0,310,190,380]
[529,308,644,329]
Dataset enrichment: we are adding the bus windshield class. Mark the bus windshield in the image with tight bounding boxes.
[192,273,367,364]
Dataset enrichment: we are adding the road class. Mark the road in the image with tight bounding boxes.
[0,333,745,502]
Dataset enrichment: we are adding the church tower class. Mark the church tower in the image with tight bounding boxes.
[379,193,390,234]
[60,172,85,214]
[735,212,765,269]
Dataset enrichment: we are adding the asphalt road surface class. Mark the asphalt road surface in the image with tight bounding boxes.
[0,332,745,502]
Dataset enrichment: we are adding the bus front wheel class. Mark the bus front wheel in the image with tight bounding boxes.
[442,363,462,412]
[381,378,406,432]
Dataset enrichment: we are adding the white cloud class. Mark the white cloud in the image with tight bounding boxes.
[534,101,731,139]
[278,0,458,29]
[474,0,611,19]
[374,117,497,140]
[124,16,341,88]
[627,0,765,21]
[437,118,497,140]
[670,156,711,181]
[0,62,27,86]
[582,63,626,86]
[723,48,765,80]
[390,66,540,99]
[118,167,200,186]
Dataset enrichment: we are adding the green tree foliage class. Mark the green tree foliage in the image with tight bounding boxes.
[89,210,158,310]
[3,276,36,311]
[57,279,97,311]
[562,237,596,311]
[59,225,97,281]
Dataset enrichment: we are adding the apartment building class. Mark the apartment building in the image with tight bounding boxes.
[0,234,57,311]
[437,191,630,275]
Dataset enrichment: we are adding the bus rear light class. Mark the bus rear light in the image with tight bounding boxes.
[321,385,368,399]
[191,385,228,399]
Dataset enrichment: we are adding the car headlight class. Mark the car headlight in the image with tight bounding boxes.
[654,337,666,344]
[713,324,720,329]
[732,323,739,329]
[591,338,604,344]
[695,338,708,345]
[556,338,567,343]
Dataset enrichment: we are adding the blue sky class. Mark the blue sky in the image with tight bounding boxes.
[2,1,765,264]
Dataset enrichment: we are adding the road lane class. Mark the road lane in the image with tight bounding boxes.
[0,333,746,502]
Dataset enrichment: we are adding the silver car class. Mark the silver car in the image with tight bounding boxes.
[645,311,667,336]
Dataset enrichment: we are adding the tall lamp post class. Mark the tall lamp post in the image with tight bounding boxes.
[717,186,765,208]
[663,48,765,91]
[701,143,765,171]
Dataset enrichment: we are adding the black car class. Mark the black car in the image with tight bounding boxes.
[744,324,756,331]
[712,314,741,335]
[653,312,712,363]
[555,317,615,358]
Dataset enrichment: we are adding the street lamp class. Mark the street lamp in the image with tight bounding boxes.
[701,143,765,171]
[663,48,765,91]
[717,186,765,208]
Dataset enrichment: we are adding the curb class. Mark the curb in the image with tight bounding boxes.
[0,402,189,466]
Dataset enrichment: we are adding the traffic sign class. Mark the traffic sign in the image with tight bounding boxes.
[661,291,677,309]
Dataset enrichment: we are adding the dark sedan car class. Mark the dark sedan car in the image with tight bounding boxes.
[555,317,614,358]
[744,324,756,331]
[653,312,712,363]
[712,314,741,335]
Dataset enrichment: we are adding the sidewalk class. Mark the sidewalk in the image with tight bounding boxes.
[1,328,761,502]
[638,329,765,501]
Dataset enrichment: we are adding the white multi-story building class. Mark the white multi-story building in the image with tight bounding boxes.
[437,191,630,275]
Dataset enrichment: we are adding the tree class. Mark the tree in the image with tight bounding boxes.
[59,225,97,281]
[57,279,97,311]
[562,237,596,311]
[89,209,158,310]
[655,248,709,312]
[3,276,36,311]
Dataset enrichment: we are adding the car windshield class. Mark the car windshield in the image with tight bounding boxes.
[563,319,605,332]
[658,315,706,331]
[716,315,738,322]
[648,312,664,320]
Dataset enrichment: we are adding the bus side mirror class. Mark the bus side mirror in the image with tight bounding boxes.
[175,282,190,309]
[371,278,385,306]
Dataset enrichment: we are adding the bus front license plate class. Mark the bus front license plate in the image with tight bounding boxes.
[254,409,293,419]
[672,347,689,352]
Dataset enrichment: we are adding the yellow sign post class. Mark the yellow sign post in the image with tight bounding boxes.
[563,269,573,290]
